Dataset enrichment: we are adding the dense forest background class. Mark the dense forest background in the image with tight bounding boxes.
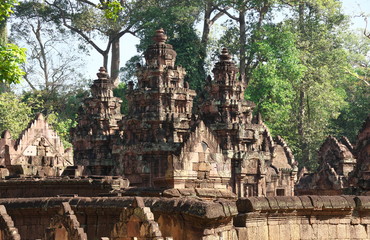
[0,0,369,170]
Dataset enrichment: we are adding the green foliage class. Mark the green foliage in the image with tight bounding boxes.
[21,88,89,146]
[0,92,32,138]
[329,33,370,142]
[240,0,352,169]
[133,1,205,92]
[246,24,305,120]
[0,43,26,84]
[0,0,18,21]
[113,82,128,114]
[98,0,124,22]
[46,112,76,148]
[0,1,26,85]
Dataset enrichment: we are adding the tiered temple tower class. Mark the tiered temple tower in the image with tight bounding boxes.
[200,48,297,197]
[113,29,198,187]
[72,67,122,175]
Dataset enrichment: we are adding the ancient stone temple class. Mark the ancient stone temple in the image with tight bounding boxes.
[72,67,122,175]
[349,115,370,194]
[113,29,229,190]
[199,48,297,197]
[67,29,296,197]
[0,113,72,177]
[1,29,370,240]
[295,136,356,195]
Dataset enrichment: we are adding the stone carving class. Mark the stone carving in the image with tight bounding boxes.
[112,28,198,188]
[199,48,297,197]
[72,67,123,175]
[111,197,172,240]
[350,115,370,194]
[296,135,356,195]
[0,205,20,240]
[0,113,73,177]
[295,115,370,196]
[72,29,297,197]
[44,202,87,240]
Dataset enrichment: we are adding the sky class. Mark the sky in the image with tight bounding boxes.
[12,0,370,84]
[84,0,370,80]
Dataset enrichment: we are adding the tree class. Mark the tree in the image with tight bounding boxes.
[122,0,207,91]
[0,92,32,137]
[216,0,273,83]
[220,0,351,168]
[289,0,349,168]
[0,0,26,86]
[11,4,85,94]
[38,0,149,85]
[245,23,305,142]
[330,33,370,142]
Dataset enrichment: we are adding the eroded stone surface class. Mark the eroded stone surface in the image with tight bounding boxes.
[44,202,87,240]
[72,67,122,175]
[199,48,297,197]
[350,115,370,194]
[296,135,356,195]
[0,113,73,177]
[0,205,20,240]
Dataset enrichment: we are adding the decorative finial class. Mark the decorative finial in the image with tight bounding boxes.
[219,48,232,62]
[153,28,168,44]
[97,67,109,79]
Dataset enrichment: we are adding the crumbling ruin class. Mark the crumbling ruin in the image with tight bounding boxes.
[72,29,297,198]
[296,115,370,196]
[296,136,356,195]
[0,29,368,240]
[349,115,370,194]
[0,113,73,177]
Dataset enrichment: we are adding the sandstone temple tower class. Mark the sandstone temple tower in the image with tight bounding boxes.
[113,29,229,189]
[200,48,297,197]
[72,67,122,175]
[72,29,297,197]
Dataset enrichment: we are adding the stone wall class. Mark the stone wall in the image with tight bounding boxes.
[235,195,370,240]
[0,176,128,198]
[1,196,370,239]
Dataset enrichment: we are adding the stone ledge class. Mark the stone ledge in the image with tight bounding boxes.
[0,196,237,220]
[237,195,359,213]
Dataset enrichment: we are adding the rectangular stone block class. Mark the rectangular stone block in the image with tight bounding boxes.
[279,223,290,240]
[300,224,313,239]
[289,224,300,240]
[337,224,349,239]
[350,224,367,239]
[258,224,269,240]
[268,224,279,240]
[328,224,338,239]
[317,223,329,239]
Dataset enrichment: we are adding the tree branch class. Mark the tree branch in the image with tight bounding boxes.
[215,6,238,21]
[210,6,230,25]
[78,0,98,8]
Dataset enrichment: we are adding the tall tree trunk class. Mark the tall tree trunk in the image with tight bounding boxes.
[298,89,308,165]
[33,20,49,91]
[0,19,10,92]
[0,20,6,46]
[103,53,109,71]
[239,9,246,83]
[200,0,212,63]
[297,1,309,167]
[110,36,120,87]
